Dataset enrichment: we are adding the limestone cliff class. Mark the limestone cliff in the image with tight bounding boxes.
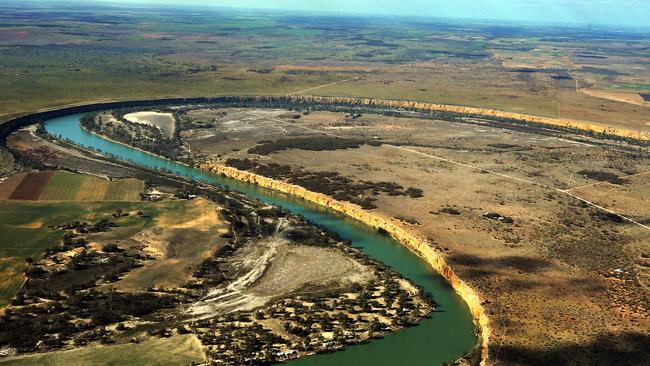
[228,95,649,142]
[200,163,491,365]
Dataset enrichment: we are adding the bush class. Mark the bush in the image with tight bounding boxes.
[249,137,380,155]
[102,243,123,253]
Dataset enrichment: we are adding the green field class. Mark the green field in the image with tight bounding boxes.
[0,196,228,308]
[102,178,144,201]
[37,171,85,200]
[12,171,146,202]
[0,335,206,366]
[0,200,155,307]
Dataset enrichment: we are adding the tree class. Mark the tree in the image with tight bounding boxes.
[370,318,383,332]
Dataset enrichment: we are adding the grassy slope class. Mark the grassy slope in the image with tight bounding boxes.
[114,198,228,291]
[0,335,206,366]
[0,201,152,307]
[0,196,225,307]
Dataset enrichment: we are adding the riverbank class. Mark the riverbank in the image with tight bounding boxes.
[66,120,487,363]
[78,124,191,167]
[274,95,649,142]
[41,112,480,365]
[4,95,648,147]
[200,162,490,365]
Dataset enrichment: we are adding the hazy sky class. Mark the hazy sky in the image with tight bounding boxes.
[53,1,650,28]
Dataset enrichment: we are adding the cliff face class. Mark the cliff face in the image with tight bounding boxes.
[201,163,491,365]
[4,94,646,144]
[231,95,649,142]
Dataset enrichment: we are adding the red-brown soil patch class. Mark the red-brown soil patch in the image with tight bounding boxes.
[9,171,53,200]
[0,173,27,200]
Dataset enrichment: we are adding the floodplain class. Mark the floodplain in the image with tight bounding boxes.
[181,106,650,365]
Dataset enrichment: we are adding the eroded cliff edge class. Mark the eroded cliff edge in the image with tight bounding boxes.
[238,95,650,143]
[3,94,648,145]
[201,163,491,365]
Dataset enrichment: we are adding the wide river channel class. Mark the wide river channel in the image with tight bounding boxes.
[44,112,478,365]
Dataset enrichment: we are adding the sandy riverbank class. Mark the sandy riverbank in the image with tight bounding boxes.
[123,111,176,138]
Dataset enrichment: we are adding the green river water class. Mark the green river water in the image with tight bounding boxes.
[44,113,478,365]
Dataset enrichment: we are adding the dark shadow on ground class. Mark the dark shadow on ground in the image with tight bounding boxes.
[448,254,552,274]
[491,331,650,366]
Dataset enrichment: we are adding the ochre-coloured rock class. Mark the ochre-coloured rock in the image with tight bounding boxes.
[201,163,491,365]
[228,95,649,142]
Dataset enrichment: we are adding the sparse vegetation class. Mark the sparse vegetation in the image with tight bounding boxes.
[226,158,424,209]
[482,212,514,224]
[249,137,381,155]
[438,207,462,215]
[578,170,628,185]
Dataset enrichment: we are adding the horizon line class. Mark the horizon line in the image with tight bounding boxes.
[4,0,650,32]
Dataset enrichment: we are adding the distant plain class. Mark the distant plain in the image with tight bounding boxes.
[0,3,648,134]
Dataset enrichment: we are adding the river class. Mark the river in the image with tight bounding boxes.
[44,112,478,365]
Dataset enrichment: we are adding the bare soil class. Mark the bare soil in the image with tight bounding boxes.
[9,172,52,200]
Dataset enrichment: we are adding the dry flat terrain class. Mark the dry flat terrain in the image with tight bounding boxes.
[183,107,650,365]
[123,111,176,138]
[187,236,374,317]
[0,335,207,366]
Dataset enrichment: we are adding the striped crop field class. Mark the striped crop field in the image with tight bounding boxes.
[0,171,144,202]
[38,171,86,200]
[103,178,144,201]
[9,172,53,200]
[0,173,27,200]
